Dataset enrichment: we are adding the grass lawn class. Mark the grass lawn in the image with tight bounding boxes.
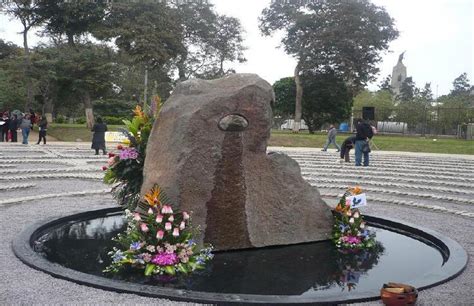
[48,124,474,155]
[269,130,474,155]
[48,124,124,142]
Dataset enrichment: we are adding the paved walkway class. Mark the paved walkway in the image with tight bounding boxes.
[0,142,473,305]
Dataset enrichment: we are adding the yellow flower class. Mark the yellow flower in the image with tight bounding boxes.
[335,202,350,213]
[144,186,162,207]
[349,186,362,195]
[133,105,145,119]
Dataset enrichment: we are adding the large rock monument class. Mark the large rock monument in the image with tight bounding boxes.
[141,74,333,251]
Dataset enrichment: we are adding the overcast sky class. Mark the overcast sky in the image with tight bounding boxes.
[0,0,472,97]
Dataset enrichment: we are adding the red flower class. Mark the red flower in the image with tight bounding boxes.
[102,166,108,171]
[108,153,115,158]
[117,144,123,150]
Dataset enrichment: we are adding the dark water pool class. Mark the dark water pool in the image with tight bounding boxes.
[33,212,445,297]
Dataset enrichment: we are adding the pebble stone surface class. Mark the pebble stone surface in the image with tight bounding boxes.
[0,142,473,305]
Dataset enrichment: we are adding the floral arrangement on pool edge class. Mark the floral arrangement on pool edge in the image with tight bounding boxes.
[105,185,214,276]
[103,101,158,210]
[332,187,376,250]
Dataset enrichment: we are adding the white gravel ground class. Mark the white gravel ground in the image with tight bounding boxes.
[1,143,472,305]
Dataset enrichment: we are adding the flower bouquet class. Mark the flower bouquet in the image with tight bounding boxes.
[105,185,213,276]
[332,187,376,250]
[103,102,157,210]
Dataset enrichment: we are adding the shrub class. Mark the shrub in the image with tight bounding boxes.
[54,115,67,124]
[103,116,127,125]
[75,117,86,124]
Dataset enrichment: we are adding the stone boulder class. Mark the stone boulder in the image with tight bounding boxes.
[141,73,333,251]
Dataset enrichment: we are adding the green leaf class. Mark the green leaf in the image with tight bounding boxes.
[177,263,188,274]
[144,263,156,276]
[164,265,176,275]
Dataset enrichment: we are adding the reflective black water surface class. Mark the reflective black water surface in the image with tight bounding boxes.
[35,213,444,296]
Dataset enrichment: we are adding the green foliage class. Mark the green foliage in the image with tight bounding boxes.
[451,73,472,97]
[397,77,417,102]
[301,71,352,132]
[94,2,183,68]
[353,90,395,121]
[272,77,296,126]
[0,67,26,110]
[73,117,86,124]
[103,116,127,125]
[38,1,107,45]
[259,0,399,94]
[93,98,135,118]
[54,115,66,123]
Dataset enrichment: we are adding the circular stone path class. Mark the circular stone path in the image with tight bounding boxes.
[1,142,473,305]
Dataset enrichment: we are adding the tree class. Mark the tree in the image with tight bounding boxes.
[259,0,398,132]
[301,71,352,133]
[29,44,118,124]
[29,45,59,122]
[397,77,417,102]
[171,1,216,81]
[419,83,434,102]
[191,15,247,79]
[0,40,26,110]
[436,94,473,134]
[95,2,182,70]
[3,0,45,111]
[272,77,296,128]
[353,89,395,121]
[37,0,107,46]
[378,75,393,94]
[451,73,471,97]
[37,0,108,127]
[0,39,21,60]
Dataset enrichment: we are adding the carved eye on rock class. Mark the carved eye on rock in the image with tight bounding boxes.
[218,114,249,132]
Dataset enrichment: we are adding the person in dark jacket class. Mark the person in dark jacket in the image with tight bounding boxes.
[354,119,374,166]
[340,135,356,163]
[8,114,19,143]
[29,109,36,128]
[91,117,108,155]
[37,115,48,145]
[0,112,9,142]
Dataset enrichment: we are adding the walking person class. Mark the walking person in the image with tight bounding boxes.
[340,135,356,163]
[8,114,19,143]
[91,117,108,155]
[322,124,341,151]
[354,119,374,167]
[37,115,48,145]
[20,114,32,144]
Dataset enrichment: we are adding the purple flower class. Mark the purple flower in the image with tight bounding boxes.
[130,242,142,251]
[112,250,125,263]
[339,224,348,232]
[119,148,139,160]
[341,235,361,245]
[151,252,179,266]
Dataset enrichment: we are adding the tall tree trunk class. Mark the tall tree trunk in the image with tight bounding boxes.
[44,97,54,123]
[22,29,34,113]
[82,91,94,129]
[293,63,303,133]
[218,56,224,77]
[177,51,188,82]
[143,66,148,108]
